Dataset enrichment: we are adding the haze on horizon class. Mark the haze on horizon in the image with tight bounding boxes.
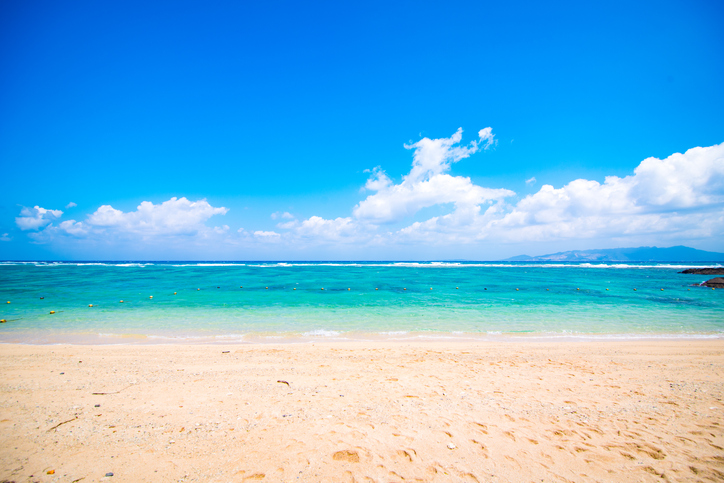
[1,0,723,261]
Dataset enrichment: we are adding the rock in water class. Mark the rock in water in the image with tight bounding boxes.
[680,268,724,275]
[702,277,724,288]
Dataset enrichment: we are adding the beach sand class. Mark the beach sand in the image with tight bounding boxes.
[1,340,722,482]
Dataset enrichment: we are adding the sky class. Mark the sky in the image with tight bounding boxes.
[1,0,723,260]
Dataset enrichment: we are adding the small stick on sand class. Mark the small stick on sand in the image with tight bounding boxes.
[277,380,290,386]
[47,417,78,432]
[92,384,135,395]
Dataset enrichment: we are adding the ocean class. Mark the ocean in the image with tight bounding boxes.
[0,261,722,343]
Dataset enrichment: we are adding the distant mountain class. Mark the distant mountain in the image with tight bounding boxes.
[505,246,724,262]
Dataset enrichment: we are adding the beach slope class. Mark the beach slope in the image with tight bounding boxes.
[1,341,722,482]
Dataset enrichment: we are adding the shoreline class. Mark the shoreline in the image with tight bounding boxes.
[2,330,724,346]
[1,340,722,482]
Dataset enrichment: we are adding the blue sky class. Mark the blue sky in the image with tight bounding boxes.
[1,0,723,260]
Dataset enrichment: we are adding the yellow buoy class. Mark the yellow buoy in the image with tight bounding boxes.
[347,288,350,291]
[633,288,637,291]
[375,288,378,290]
[49,311,55,314]
[577,288,580,291]
[266,287,268,289]
[606,288,609,291]
[293,288,296,290]
[197,288,200,291]
[6,301,9,304]
[456,287,459,289]
[239,286,243,288]
[0,319,6,323]
[661,288,664,291]
[516,288,519,291]
[403,288,406,290]
[321,288,324,290]
[546,288,549,291]
[149,296,153,299]
[173,292,177,295]
[120,300,124,303]
[88,304,93,307]
[430,287,433,290]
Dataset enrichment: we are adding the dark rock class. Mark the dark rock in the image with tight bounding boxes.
[680,268,724,275]
[702,277,724,288]
[105,472,114,477]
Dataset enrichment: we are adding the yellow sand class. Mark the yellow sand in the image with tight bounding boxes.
[1,340,723,482]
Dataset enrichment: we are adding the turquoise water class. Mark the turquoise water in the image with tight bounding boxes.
[0,261,722,343]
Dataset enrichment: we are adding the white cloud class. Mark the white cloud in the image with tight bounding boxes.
[65,202,77,209]
[27,197,230,249]
[353,128,513,224]
[15,206,63,231]
[86,197,228,236]
[254,230,281,238]
[0,233,11,242]
[271,211,294,220]
[290,136,724,249]
[490,142,724,242]
[58,220,89,237]
[18,128,724,258]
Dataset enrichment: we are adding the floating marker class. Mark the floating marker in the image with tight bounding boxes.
[149,296,153,299]
[120,300,124,303]
[197,288,200,291]
[516,288,519,291]
[88,304,93,307]
[217,287,220,289]
[239,286,243,288]
[403,288,406,290]
[0,319,6,323]
[321,288,324,290]
[634,288,637,291]
[546,288,549,291]
[484,288,487,290]
[430,287,433,290]
[456,287,459,289]
[293,288,296,290]
[266,287,268,289]
[577,288,580,291]
[347,288,350,291]
[661,288,664,291]
[49,311,55,314]
[6,301,9,304]
[173,292,177,295]
[40,297,44,299]
[375,288,379,290]
[606,288,609,291]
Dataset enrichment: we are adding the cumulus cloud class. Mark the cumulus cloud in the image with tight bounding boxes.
[17,128,724,257]
[286,133,724,248]
[15,206,63,230]
[353,128,513,224]
[65,202,77,209]
[489,143,724,242]
[27,197,229,247]
[0,233,11,242]
[86,197,228,236]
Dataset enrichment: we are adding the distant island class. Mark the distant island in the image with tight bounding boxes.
[505,245,724,262]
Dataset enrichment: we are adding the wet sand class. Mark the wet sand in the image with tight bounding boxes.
[1,340,723,482]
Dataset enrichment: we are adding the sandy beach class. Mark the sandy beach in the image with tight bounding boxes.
[1,340,722,482]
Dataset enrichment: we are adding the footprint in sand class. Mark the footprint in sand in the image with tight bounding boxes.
[333,450,360,462]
